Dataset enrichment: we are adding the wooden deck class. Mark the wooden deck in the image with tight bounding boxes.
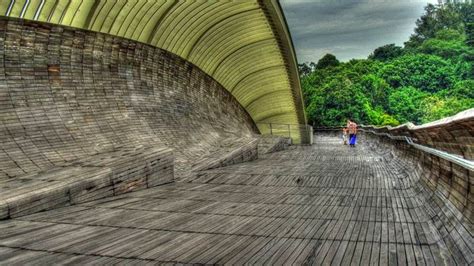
[0,136,470,265]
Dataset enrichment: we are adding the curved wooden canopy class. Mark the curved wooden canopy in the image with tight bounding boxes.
[0,0,306,137]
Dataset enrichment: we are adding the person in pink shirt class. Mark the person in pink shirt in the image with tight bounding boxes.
[347,119,358,147]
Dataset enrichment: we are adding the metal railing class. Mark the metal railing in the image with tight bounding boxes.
[314,127,473,171]
[361,129,474,171]
[257,123,313,145]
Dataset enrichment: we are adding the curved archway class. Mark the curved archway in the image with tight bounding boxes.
[0,0,306,133]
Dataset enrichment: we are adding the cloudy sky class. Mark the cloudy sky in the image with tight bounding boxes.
[280,0,439,63]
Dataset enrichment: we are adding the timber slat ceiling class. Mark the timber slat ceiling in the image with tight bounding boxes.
[1,0,306,136]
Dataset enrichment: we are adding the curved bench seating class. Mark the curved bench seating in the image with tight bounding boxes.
[0,18,258,219]
[0,146,173,220]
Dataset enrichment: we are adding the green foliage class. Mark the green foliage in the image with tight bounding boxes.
[359,74,391,109]
[421,95,474,123]
[315,54,340,69]
[368,44,404,61]
[364,103,399,126]
[378,54,458,92]
[458,2,474,47]
[405,3,465,48]
[306,77,367,126]
[300,2,473,127]
[298,63,312,76]
[388,87,428,124]
[418,29,470,60]
[440,80,474,99]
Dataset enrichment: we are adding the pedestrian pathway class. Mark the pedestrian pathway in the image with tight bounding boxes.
[0,135,469,264]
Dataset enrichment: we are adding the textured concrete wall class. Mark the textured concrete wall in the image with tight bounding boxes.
[0,18,258,180]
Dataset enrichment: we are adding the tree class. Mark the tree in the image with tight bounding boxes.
[418,29,470,60]
[378,54,458,93]
[300,2,473,127]
[368,44,403,61]
[298,63,311,76]
[405,3,465,49]
[456,2,474,47]
[359,74,391,109]
[364,102,399,126]
[405,4,438,48]
[306,77,367,126]
[422,95,474,123]
[439,80,474,99]
[388,87,428,124]
[315,54,340,69]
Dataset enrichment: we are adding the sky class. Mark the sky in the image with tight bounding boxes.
[280,0,439,63]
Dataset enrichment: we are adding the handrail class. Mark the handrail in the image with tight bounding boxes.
[314,127,474,171]
[359,128,474,171]
[257,123,313,145]
[257,122,312,127]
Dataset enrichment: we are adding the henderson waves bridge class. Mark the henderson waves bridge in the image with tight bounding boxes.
[0,1,472,265]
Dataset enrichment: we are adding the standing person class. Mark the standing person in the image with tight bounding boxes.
[342,127,348,145]
[346,120,352,147]
[348,120,358,147]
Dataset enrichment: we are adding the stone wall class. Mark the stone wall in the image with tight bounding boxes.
[0,18,258,181]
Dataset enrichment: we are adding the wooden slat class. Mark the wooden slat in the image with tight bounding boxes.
[0,135,471,264]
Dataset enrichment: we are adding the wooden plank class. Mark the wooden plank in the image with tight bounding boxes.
[0,134,471,264]
[222,236,275,265]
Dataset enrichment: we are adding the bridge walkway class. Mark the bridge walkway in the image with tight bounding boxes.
[0,135,467,264]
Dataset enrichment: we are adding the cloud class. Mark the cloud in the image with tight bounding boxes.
[280,0,439,62]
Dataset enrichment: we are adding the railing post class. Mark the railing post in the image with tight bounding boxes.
[269,123,273,135]
[288,124,291,138]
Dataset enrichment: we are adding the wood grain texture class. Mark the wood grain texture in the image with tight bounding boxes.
[0,135,471,264]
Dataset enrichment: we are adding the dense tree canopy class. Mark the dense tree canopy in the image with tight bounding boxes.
[315,54,340,69]
[300,2,473,127]
[368,44,404,61]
